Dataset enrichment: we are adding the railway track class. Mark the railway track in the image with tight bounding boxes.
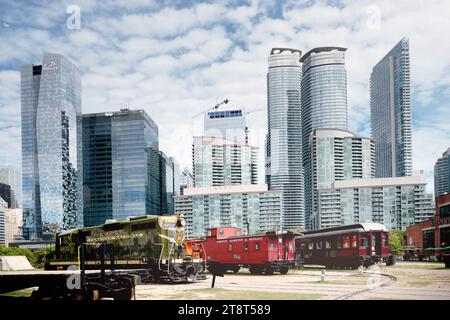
[334,270,397,300]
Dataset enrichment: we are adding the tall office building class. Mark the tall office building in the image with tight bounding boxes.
[309,129,375,229]
[0,197,6,245]
[0,166,21,208]
[179,168,194,195]
[159,152,180,215]
[266,48,304,230]
[4,208,23,245]
[370,37,412,178]
[300,47,348,230]
[317,176,435,230]
[21,53,82,239]
[82,109,160,226]
[193,136,257,187]
[204,109,247,145]
[174,184,282,238]
[0,184,14,209]
[435,148,450,197]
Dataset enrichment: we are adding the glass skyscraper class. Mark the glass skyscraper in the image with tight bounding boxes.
[266,48,304,230]
[300,47,349,230]
[370,37,412,178]
[434,148,450,197]
[193,136,257,187]
[159,152,180,215]
[21,53,82,239]
[309,129,375,229]
[82,109,160,226]
[0,166,21,208]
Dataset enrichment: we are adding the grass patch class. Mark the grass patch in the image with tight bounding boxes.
[406,281,433,287]
[169,288,324,300]
[0,288,35,298]
[387,263,445,270]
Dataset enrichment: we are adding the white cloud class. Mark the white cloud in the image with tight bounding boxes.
[0,0,449,194]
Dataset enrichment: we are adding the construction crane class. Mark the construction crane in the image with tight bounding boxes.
[192,99,229,118]
[245,108,264,115]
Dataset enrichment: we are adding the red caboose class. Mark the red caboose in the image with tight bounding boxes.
[200,227,298,275]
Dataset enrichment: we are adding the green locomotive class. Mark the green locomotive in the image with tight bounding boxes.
[44,214,206,283]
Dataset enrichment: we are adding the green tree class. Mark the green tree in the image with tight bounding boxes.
[389,230,406,254]
[0,245,36,265]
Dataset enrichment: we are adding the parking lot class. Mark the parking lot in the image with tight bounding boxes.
[136,261,450,300]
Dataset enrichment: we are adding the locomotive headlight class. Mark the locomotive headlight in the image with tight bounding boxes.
[177,218,186,227]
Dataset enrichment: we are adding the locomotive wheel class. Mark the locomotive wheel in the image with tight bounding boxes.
[264,268,274,275]
[231,266,240,273]
[249,266,263,275]
[280,267,289,275]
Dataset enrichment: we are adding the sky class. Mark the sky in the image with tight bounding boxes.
[0,0,449,195]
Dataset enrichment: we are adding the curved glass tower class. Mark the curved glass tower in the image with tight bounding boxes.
[21,53,82,239]
[300,47,348,229]
[266,48,304,229]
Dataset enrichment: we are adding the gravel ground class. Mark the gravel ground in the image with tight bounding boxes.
[135,261,450,300]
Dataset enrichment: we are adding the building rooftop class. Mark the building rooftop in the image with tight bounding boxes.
[310,128,373,141]
[182,184,269,196]
[300,47,347,63]
[193,135,250,146]
[327,176,426,190]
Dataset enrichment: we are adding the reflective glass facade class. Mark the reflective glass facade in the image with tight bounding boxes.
[0,199,5,245]
[21,53,82,239]
[300,47,348,230]
[370,38,412,178]
[266,48,304,229]
[82,110,160,226]
[317,177,434,230]
[434,148,450,197]
[159,152,180,215]
[193,136,257,187]
[310,129,375,229]
[0,166,21,208]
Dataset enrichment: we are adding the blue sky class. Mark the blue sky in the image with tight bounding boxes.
[0,0,449,194]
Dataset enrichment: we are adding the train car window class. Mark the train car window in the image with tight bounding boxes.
[337,236,342,249]
[244,242,248,251]
[103,223,123,232]
[325,241,331,249]
[255,243,260,251]
[60,235,70,246]
[269,243,275,250]
[219,229,224,235]
[131,221,156,231]
[351,235,358,248]
[300,242,306,250]
[316,242,322,250]
[382,234,388,247]
[308,242,314,250]
[228,244,233,252]
[360,236,369,248]
[343,236,350,249]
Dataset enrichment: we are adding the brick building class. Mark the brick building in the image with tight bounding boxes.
[406,193,450,251]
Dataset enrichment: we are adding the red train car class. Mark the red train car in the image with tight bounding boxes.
[197,227,298,275]
[295,223,393,268]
